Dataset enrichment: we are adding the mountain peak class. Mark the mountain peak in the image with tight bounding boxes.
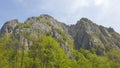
[80,17,90,22]
[5,19,18,25]
[76,17,97,29]
[0,19,18,35]
[79,17,93,24]
[40,14,54,18]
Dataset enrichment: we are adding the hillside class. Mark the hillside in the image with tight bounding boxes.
[0,14,120,68]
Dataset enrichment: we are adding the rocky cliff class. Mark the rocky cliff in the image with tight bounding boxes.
[1,14,120,56]
[68,18,120,55]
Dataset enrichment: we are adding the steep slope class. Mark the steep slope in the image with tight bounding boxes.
[69,18,120,55]
[0,14,73,58]
[0,14,120,56]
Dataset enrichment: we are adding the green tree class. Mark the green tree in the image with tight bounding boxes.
[0,34,19,68]
[107,49,120,68]
[28,36,69,68]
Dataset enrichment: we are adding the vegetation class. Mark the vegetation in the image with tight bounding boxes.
[55,28,68,42]
[16,23,31,28]
[47,22,52,26]
[0,34,120,68]
[39,16,45,23]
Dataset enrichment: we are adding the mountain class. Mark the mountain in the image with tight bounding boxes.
[69,18,120,55]
[0,14,74,58]
[1,14,120,56]
[0,14,120,68]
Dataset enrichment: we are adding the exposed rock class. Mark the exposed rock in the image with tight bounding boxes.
[68,18,120,55]
[99,26,111,37]
[0,19,18,35]
[0,14,120,56]
[107,27,115,32]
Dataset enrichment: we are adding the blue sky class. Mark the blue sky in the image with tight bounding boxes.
[0,0,120,33]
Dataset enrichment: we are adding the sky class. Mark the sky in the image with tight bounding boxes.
[0,0,120,33]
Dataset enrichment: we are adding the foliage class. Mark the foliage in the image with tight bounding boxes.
[47,22,52,26]
[16,23,31,28]
[107,49,120,68]
[28,36,70,68]
[0,35,120,68]
[39,16,45,23]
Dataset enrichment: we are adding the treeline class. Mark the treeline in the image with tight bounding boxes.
[0,35,120,68]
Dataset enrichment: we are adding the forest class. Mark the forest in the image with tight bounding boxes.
[0,34,120,68]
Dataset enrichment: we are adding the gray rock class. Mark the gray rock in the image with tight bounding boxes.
[0,19,18,35]
[1,14,120,56]
[68,17,120,55]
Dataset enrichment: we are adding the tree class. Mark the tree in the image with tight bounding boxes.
[0,34,19,68]
[28,36,69,68]
[107,49,120,68]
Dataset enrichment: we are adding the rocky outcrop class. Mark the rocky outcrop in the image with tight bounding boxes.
[0,19,18,35]
[0,14,73,57]
[0,14,120,56]
[68,18,120,55]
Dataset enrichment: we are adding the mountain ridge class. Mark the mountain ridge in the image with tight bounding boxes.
[0,14,120,56]
[1,14,120,68]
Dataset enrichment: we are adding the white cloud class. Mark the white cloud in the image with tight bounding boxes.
[67,0,91,13]
[92,0,120,33]
[94,0,109,6]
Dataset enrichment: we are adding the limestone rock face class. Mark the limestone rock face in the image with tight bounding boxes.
[0,14,73,57]
[68,18,120,55]
[0,14,120,56]
[0,19,18,35]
